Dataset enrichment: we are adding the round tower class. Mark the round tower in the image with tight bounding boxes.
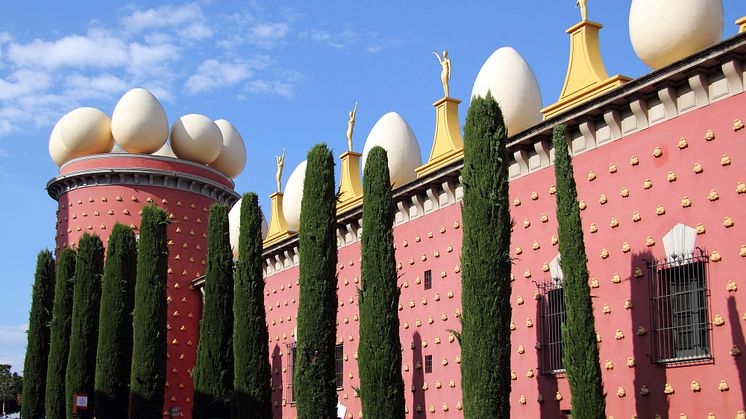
[47,153,239,417]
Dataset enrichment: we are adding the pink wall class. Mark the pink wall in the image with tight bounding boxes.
[53,156,230,417]
[265,91,746,418]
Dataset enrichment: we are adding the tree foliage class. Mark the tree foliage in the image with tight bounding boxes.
[0,364,23,416]
[45,247,76,419]
[460,93,513,417]
[129,205,169,419]
[358,146,404,419]
[193,203,234,419]
[552,124,606,419]
[294,144,338,419]
[66,234,105,419]
[21,249,55,419]
[94,224,137,419]
[232,193,272,418]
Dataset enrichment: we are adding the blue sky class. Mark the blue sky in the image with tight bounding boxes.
[0,1,742,373]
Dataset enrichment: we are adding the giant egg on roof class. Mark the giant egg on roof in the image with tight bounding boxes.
[58,107,114,158]
[111,88,169,153]
[170,114,223,165]
[283,160,307,232]
[210,119,247,178]
[471,47,542,136]
[361,112,421,187]
[228,197,268,259]
[49,121,73,166]
[629,0,723,70]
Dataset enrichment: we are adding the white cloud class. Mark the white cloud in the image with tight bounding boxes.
[0,69,53,101]
[366,36,401,54]
[245,79,294,98]
[186,59,253,94]
[7,30,129,69]
[121,3,212,40]
[0,324,27,370]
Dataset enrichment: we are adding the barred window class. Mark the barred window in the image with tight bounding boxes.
[335,344,344,389]
[424,355,433,374]
[648,248,711,364]
[424,269,432,290]
[537,278,566,374]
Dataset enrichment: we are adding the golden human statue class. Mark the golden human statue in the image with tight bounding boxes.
[275,148,286,193]
[346,101,358,152]
[576,0,588,21]
[433,50,451,98]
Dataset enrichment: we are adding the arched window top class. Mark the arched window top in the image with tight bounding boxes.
[662,223,697,260]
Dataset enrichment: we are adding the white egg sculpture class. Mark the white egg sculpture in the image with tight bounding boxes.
[58,107,114,158]
[282,160,307,231]
[361,112,421,187]
[210,119,247,178]
[629,0,723,70]
[229,197,269,259]
[170,114,223,164]
[49,121,74,166]
[471,47,542,136]
[152,141,178,158]
[111,88,169,153]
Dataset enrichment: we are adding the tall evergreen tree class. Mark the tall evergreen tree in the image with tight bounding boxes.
[294,144,338,419]
[21,250,56,419]
[45,247,76,419]
[65,234,105,419]
[94,224,137,418]
[232,193,271,418]
[460,93,513,418]
[552,124,606,419]
[193,204,234,419]
[128,205,169,419]
[358,146,404,419]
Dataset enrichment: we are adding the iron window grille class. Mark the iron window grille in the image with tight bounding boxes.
[424,269,432,290]
[424,355,433,374]
[536,277,566,375]
[335,344,344,389]
[647,248,711,365]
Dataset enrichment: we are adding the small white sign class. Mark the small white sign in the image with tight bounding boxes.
[75,395,88,407]
[337,402,347,419]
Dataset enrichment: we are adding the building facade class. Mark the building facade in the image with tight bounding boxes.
[261,34,746,418]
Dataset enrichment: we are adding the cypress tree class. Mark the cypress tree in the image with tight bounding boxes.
[193,204,234,419]
[21,249,56,419]
[358,146,404,419]
[45,247,76,419]
[552,124,606,418]
[460,93,513,417]
[294,144,338,419]
[65,234,105,419]
[128,205,169,419]
[94,224,137,418]
[232,193,271,418]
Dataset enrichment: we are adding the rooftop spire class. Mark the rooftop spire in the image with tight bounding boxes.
[542,2,630,118]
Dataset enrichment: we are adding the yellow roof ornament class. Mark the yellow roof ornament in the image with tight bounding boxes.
[542,0,630,118]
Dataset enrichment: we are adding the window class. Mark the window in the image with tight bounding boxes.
[288,343,296,403]
[424,269,432,290]
[424,355,433,374]
[335,344,344,389]
[648,248,711,364]
[537,278,566,374]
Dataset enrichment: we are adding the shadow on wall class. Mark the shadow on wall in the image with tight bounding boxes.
[411,331,426,418]
[727,296,746,409]
[271,344,283,415]
[535,298,561,419]
[630,250,668,419]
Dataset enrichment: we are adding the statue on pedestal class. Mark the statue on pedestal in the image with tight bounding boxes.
[275,148,286,193]
[433,50,451,98]
[576,0,588,21]
[346,101,358,152]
